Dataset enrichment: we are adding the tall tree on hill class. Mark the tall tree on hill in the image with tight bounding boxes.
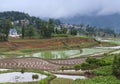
[26,25,36,39]
[4,19,12,40]
[0,19,12,41]
[40,19,55,38]
[48,18,55,34]
[70,28,77,35]
[21,20,25,39]
[40,20,48,38]
[54,19,62,26]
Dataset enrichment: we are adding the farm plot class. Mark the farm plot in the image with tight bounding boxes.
[110,49,120,54]
[100,38,120,45]
[17,48,111,59]
[31,50,81,59]
[0,47,114,59]
[81,48,111,55]
[48,57,87,65]
[9,48,111,59]
[0,58,59,70]
[70,48,112,58]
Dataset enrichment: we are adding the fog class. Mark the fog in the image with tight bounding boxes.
[0,0,120,18]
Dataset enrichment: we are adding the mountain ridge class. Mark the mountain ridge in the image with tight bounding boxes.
[60,13,120,32]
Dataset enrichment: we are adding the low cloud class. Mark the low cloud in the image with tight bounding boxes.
[0,0,120,18]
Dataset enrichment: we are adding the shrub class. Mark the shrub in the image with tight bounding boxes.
[32,74,39,80]
[112,55,120,78]
[61,66,65,72]
[92,66,112,76]
[81,62,90,70]
[21,69,25,74]
[86,57,99,64]
[74,64,81,71]
[53,34,68,37]
[96,60,106,66]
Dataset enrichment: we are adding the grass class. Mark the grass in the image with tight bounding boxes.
[92,66,112,76]
[74,76,120,84]
[91,54,115,76]
[100,54,115,65]
[73,54,120,84]
[50,78,74,84]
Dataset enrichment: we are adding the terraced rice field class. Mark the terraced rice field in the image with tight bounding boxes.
[0,58,59,70]
[70,48,112,58]
[0,56,102,70]
[0,48,109,59]
[22,47,113,59]
[32,50,81,59]
[111,49,120,54]
[48,57,86,65]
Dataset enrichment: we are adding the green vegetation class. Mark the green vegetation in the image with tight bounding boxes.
[92,66,112,76]
[74,64,81,71]
[0,19,12,41]
[0,11,118,41]
[40,19,54,38]
[39,74,55,84]
[0,11,120,84]
[80,57,111,70]
[112,55,120,78]
[74,54,120,84]
[74,76,120,84]
[50,78,74,84]
[32,74,39,80]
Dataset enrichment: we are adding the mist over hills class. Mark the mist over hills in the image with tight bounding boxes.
[60,13,120,32]
[0,11,120,32]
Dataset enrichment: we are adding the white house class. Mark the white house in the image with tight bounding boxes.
[9,28,20,38]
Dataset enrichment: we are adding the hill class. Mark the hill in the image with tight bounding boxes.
[0,11,42,28]
[60,14,120,32]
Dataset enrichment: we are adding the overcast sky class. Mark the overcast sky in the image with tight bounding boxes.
[0,0,120,18]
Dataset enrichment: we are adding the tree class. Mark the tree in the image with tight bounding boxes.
[26,25,36,38]
[4,19,12,40]
[54,19,62,26]
[70,28,77,35]
[79,24,84,29]
[0,19,12,41]
[40,20,48,38]
[48,18,55,34]
[62,28,67,34]
[21,20,25,39]
[40,19,55,38]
